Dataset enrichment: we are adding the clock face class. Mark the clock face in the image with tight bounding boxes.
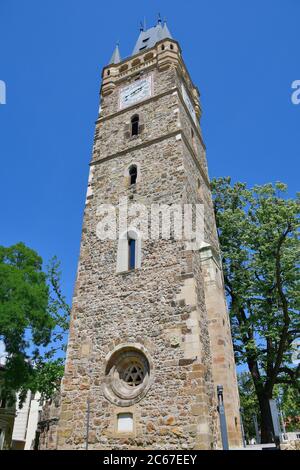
[182,84,197,124]
[119,76,152,109]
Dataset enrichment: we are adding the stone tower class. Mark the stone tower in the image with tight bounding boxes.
[55,20,242,450]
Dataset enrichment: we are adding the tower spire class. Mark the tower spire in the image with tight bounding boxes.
[109,42,121,65]
[132,17,173,56]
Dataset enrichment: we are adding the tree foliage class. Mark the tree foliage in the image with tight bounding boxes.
[0,242,69,405]
[238,372,260,441]
[238,372,300,439]
[211,178,300,441]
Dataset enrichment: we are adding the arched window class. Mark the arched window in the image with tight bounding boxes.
[124,163,140,188]
[116,229,142,273]
[129,165,137,185]
[131,115,139,136]
[128,236,136,270]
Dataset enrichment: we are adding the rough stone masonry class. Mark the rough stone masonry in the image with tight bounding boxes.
[42,21,243,450]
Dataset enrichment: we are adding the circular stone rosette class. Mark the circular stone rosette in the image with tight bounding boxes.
[103,343,153,407]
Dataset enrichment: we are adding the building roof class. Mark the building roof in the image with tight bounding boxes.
[132,20,172,56]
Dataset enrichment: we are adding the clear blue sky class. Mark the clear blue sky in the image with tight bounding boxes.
[0,0,299,305]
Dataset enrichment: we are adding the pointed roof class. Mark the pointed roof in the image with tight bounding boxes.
[109,43,121,64]
[132,20,172,56]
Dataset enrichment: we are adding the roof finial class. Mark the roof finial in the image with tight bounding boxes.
[157,13,162,25]
[140,17,146,31]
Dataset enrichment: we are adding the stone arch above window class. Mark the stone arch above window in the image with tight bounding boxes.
[124,162,141,188]
[124,114,145,139]
[116,228,142,273]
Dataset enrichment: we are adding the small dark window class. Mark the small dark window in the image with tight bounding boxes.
[107,69,110,76]
[128,238,136,270]
[129,165,137,185]
[170,44,174,50]
[131,115,139,136]
[143,38,150,43]
[161,44,165,51]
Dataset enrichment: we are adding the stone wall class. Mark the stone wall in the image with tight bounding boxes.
[280,440,300,451]
[37,394,60,450]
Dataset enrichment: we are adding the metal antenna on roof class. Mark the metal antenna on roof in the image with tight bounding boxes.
[143,17,146,31]
[140,21,144,32]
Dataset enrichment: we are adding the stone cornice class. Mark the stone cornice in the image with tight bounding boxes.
[101,37,200,113]
[91,129,180,166]
[90,128,210,190]
[97,85,174,124]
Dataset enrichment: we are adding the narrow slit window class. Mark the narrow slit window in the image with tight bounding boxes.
[129,165,137,185]
[131,115,139,136]
[128,238,136,270]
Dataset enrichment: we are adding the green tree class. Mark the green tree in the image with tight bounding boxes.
[238,372,260,442]
[0,242,70,405]
[211,178,300,443]
[278,384,300,432]
[238,372,300,438]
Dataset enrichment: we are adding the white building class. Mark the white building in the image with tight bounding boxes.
[11,392,42,450]
[281,431,300,442]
